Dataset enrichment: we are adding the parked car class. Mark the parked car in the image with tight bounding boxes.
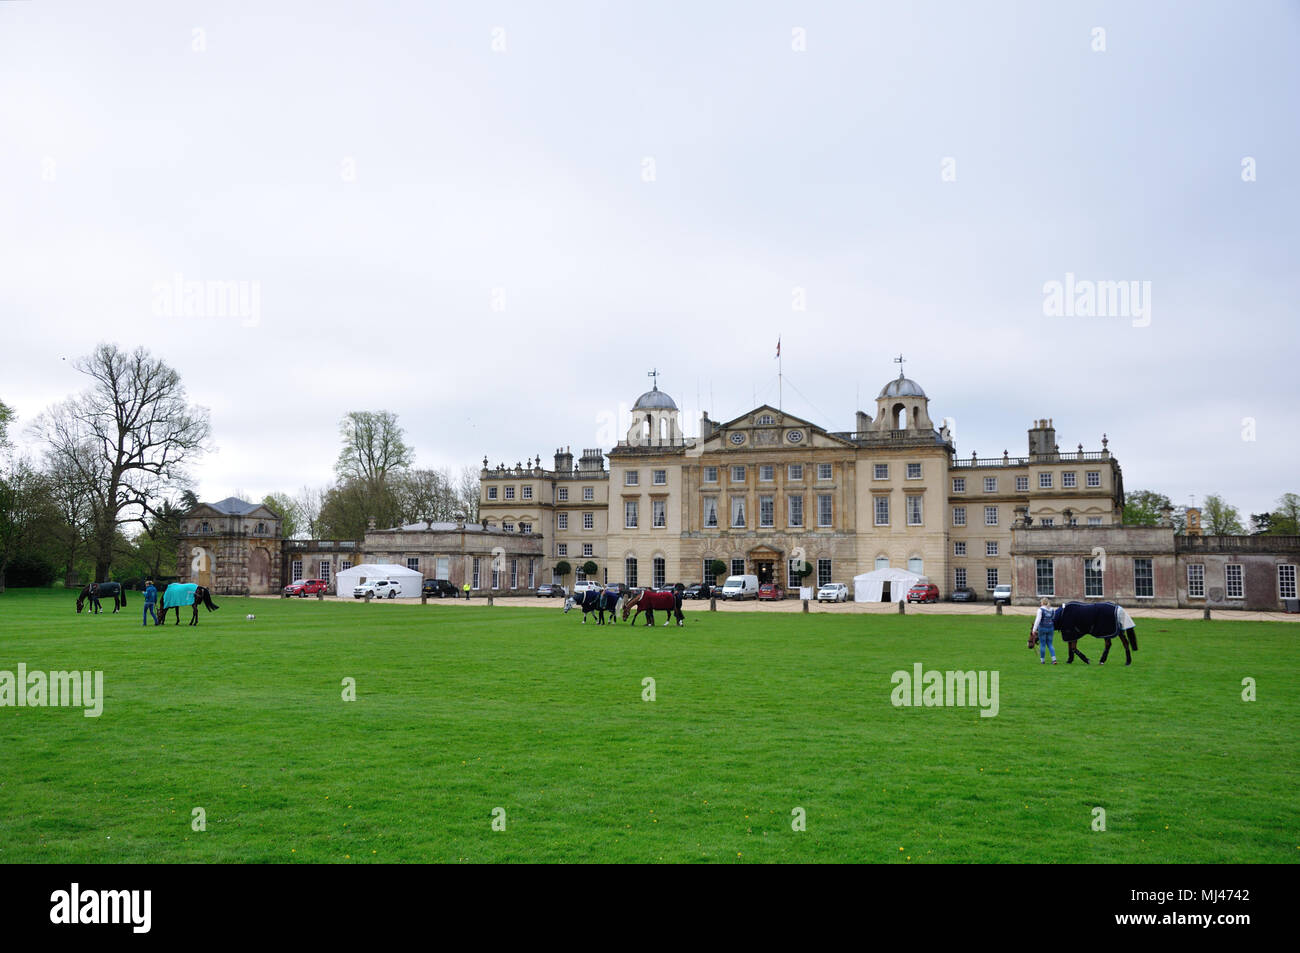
[422,579,458,598]
[992,584,1013,605]
[906,583,940,604]
[572,580,599,595]
[817,583,849,603]
[950,586,977,603]
[607,582,629,596]
[684,583,711,600]
[535,583,567,598]
[757,583,786,601]
[721,574,760,600]
[354,579,400,599]
[283,578,328,597]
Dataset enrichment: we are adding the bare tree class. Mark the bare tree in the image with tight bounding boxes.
[456,465,481,523]
[36,344,211,581]
[294,484,327,539]
[43,447,97,586]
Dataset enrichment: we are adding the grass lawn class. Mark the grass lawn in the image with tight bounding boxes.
[0,588,1294,863]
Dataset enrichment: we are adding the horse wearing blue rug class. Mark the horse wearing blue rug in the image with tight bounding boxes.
[564,588,622,624]
[1029,601,1138,665]
[158,583,220,626]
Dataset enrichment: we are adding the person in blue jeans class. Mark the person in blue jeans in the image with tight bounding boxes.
[1033,597,1057,664]
[143,579,158,626]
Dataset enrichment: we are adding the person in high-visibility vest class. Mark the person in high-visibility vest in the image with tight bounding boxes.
[463,582,471,600]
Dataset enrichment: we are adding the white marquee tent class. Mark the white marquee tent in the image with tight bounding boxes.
[853,568,923,603]
[335,563,423,598]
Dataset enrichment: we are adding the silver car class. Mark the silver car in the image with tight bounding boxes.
[817,583,849,603]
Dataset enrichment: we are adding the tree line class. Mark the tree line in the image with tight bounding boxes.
[0,345,478,591]
[1122,489,1300,536]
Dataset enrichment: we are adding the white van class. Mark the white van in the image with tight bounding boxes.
[721,575,760,600]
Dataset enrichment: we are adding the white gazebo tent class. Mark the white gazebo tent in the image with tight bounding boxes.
[853,568,922,603]
[335,563,424,598]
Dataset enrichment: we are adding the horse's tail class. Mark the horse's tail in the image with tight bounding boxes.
[201,588,219,611]
[1118,606,1137,650]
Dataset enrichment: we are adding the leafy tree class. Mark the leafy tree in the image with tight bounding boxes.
[0,457,53,592]
[455,466,481,522]
[1250,512,1275,535]
[554,560,571,577]
[1201,493,1244,535]
[0,399,13,447]
[1123,490,1173,526]
[581,560,598,578]
[262,492,301,539]
[1269,492,1300,535]
[709,559,728,580]
[36,344,211,581]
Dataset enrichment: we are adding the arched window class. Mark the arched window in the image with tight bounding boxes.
[652,556,666,588]
[625,556,638,587]
[875,556,890,570]
[908,557,924,574]
[892,403,907,429]
[642,416,652,440]
[659,417,667,441]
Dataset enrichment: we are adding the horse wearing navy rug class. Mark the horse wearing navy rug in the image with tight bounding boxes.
[157,583,220,626]
[1028,601,1138,665]
[621,588,685,627]
[76,582,127,614]
[564,588,623,624]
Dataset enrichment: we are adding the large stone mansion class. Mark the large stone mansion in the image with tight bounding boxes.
[174,367,1298,611]
[477,370,1125,595]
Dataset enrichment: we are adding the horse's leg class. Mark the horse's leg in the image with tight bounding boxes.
[1119,631,1132,666]
[1099,637,1111,664]
[1069,640,1090,664]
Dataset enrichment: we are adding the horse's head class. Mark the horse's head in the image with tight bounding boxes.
[621,589,641,621]
[75,590,86,613]
[1027,622,1038,649]
[563,596,574,613]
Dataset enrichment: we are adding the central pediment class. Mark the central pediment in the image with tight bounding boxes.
[703,405,855,451]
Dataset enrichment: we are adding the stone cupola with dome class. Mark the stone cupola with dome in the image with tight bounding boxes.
[625,371,685,448]
[865,357,937,436]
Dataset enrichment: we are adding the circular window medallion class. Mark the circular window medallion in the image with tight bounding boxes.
[786,430,805,443]
[729,432,746,446]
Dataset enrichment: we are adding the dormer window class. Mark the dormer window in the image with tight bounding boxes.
[756,414,775,425]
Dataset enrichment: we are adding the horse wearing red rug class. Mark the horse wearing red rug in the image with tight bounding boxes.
[621,588,685,627]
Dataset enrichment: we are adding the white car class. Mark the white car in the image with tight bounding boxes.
[572,580,599,595]
[817,583,849,603]
[992,584,1013,605]
[354,580,400,599]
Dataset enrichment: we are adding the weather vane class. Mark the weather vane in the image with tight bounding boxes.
[894,353,905,377]
[647,368,659,388]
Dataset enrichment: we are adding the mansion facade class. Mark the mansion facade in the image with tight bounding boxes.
[478,372,1125,596]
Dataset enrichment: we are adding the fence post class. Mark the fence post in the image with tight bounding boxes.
[1203,607,1211,620]
[488,593,494,607]
[802,598,809,613]
[710,596,717,612]
[898,600,905,614]
[364,593,372,604]
[996,603,1003,615]
[421,593,428,605]
[317,590,323,601]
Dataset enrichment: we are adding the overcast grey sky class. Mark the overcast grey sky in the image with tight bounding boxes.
[2,0,1297,517]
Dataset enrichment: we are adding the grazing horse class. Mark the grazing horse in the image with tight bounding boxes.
[157,583,220,626]
[564,588,623,624]
[76,582,127,614]
[621,588,685,627]
[1028,601,1138,666]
